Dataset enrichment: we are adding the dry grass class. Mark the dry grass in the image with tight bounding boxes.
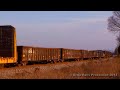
[0,57,120,79]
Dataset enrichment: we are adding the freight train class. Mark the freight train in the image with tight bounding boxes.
[0,46,113,68]
[16,46,113,66]
[0,25,113,68]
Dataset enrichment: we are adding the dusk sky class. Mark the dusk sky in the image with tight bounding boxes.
[0,11,117,51]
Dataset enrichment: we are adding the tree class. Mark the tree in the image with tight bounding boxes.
[114,44,120,55]
[116,33,120,55]
[108,11,120,33]
[108,11,120,55]
[116,32,120,45]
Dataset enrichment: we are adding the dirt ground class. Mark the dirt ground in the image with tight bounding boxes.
[0,57,120,79]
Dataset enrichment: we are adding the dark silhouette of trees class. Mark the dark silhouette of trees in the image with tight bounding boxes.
[108,11,120,33]
[116,33,120,45]
[108,11,120,55]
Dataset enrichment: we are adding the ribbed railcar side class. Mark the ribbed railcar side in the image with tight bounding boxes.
[48,48,61,63]
[103,51,113,58]
[17,46,62,65]
[61,48,71,61]
[82,50,89,60]
[79,50,83,60]
[60,48,82,61]
[89,51,92,59]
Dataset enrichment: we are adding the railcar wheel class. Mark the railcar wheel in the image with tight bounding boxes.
[60,59,64,62]
[0,64,4,68]
[50,60,54,64]
[53,60,57,63]
[75,59,77,61]
[18,64,21,67]
[77,59,80,61]
[56,59,59,63]
[21,62,27,66]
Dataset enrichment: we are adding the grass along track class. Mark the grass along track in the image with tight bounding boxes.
[0,57,119,79]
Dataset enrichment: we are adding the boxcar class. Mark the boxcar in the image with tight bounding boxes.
[17,46,61,65]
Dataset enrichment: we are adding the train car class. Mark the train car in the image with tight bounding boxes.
[103,50,113,58]
[89,50,99,59]
[17,46,61,66]
[96,50,106,58]
[60,48,83,61]
[89,51,94,59]
[82,50,90,59]
[93,50,104,59]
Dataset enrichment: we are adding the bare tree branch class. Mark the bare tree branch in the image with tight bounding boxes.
[113,11,120,19]
[108,11,120,33]
[116,32,120,44]
[108,11,120,55]
[108,16,120,32]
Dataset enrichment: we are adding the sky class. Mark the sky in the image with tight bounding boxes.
[0,11,117,51]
